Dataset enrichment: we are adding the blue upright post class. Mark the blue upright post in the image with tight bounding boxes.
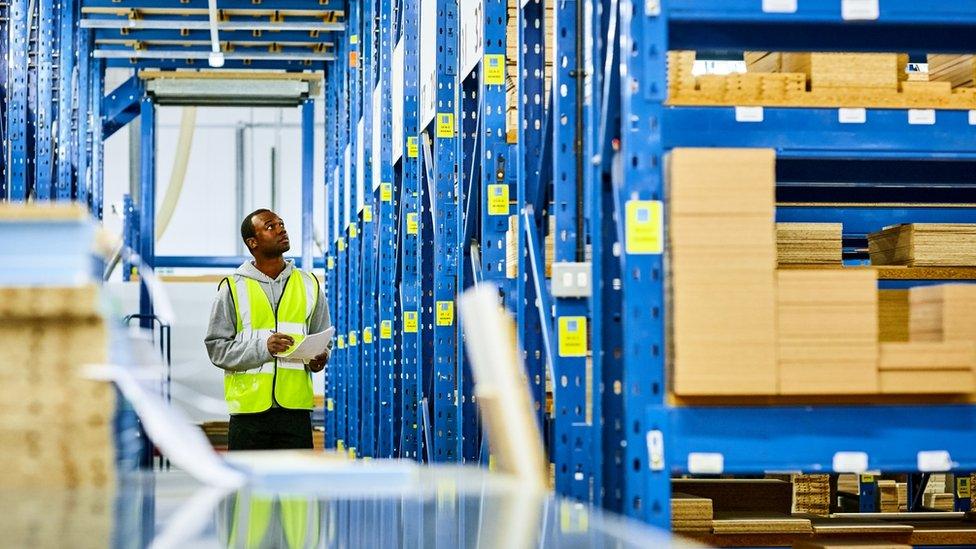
[359,0,378,458]
[138,98,156,330]
[301,100,315,272]
[6,0,29,201]
[56,0,76,201]
[399,0,424,461]
[76,18,92,207]
[34,0,56,200]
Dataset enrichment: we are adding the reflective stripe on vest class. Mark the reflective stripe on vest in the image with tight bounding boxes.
[224,269,318,414]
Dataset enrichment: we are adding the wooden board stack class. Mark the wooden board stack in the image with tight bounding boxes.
[927,54,976,88]
[776,269,879,394]
[200,421,229,451]
[668,50,697,98]
[0,285,116,489]
[868,224,976,267]
[810,53,906,91]
[878,289,910,342]
[776,222,843,266]
[711,512,812,534]
[669,148,778,395]
[910,284,976,342]
[544,213,555,278]
[923,492,954,511]
[897,482,908,511]
[792,474,831,516]
[794,542,911,549]
[505,214,519,279]
[837,474,859,495]
[878,480,899,513]
[671,493,714,533]
[878,341,976,394]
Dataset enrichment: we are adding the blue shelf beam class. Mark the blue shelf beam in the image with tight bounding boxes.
[102,75,144,140]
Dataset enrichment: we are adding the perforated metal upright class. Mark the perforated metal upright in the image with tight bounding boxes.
[34,0,56,199]
[55,0,77,200]
[359,0,378,458]
[6,0,30,200]
[345,0,363,455]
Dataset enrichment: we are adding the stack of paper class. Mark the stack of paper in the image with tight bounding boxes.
[878,289,910,342]
[777,269,879,394]
[671,493,713,533]
[776,222,843,265]
[792,474,831,516]
[878,342,976,394]
[869,224,976,267]
[910,284,976,342]
[810,53,906,91]
[669,148,778,395]
[927,54,976,88]
[879,480,899,513]
[923,492,954,511]
[0,286,115,489]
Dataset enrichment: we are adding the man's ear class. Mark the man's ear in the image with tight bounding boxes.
[247,238,256,249]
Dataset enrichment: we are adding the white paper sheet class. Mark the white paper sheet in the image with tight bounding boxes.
[275,327,335,360]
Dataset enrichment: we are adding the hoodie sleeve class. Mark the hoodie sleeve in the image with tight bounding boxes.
[309,273,334,359]
[204,280,273,372]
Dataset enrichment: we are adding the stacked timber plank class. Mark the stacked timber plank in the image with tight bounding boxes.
[868,224,976,267]
[669,148,778,395]
[776,223,843,266]
[923,492,954,511]
[927,54,976,88]
[878,289,910,342]
[712,512,812,534]
[505,214,519,279]
[878,341,976,394]
[200,421,230,451]
[837,474,860,495]
[671,493,714,533]
[0,285,115,489]
[878,480,899,513]
[909,284,976,342]
[794,542,911,549]
[776,269,879,394]
[792,474,831,516]
[809,53,906,91]
[544,213,555,278]
[897,482,908,511]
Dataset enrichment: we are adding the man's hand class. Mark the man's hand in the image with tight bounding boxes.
[267,333,295,355]
[307,351,329,373]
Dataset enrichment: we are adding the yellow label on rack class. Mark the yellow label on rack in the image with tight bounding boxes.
[380,320,392,339]
[958,477,972,498]
[327,256,335,270]
[350,34,359,44]
[363,327,373,344]
[348,331,358,346]
[337,439,345,451]
[436,113,455,138]
[487,184,510,216]
[349,223,358,239]
[403,311,419,333]
[326,398,334,412]
[363,205,373,223]
[337,335,345,349]
[860,474,875,483]
[348,447,357,459]
[625,200,663,254]
[338,237,346,252]
[381,182,393,202]
[407,136,419,158]
[436,301,454,327]
[407,212,419,235]
[558,316,587,357]
[485,54,505,85]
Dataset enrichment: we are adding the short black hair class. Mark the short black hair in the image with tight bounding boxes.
[241,208,272,245]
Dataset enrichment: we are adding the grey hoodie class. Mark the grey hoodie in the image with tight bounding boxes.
[204,260,332,372]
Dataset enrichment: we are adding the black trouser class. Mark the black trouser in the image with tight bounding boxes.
[228,407,313,450]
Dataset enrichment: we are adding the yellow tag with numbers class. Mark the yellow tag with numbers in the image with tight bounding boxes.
[348,331,358,346]
[407,136,419,158]
[380,320,392,339]
[349,224,358,239]
[363,206,373,223]
[485,54,505,85]
[407,212,419,235]
[338,237,346,252]
[436,113,455,138]
[403,311,418,333]
[436,301,454,327]
[363,327,373,344]
[958,477,971,498]
[350,34,358,44]
[624,200,663,254]
[327,256,335,270]
[337,439,345,451]
[326,398,334,412]
[337,335,345,349]
[381,183,392,202]
[487,184,509,216]
[558,316,587,357]
[860,474,875,483]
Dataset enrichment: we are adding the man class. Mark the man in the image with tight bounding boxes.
[205,209,331,450]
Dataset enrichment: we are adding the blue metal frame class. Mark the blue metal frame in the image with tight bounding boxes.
[56,0,77,200]
[102,75,144,140]
[6,0,30,201]
[138,97,156,330]
[301,100,315,271]
[34,0,56,200]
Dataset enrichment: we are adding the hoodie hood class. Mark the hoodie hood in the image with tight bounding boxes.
[235,259,295,283]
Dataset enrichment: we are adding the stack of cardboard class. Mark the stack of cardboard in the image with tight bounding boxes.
[927,54,976,88]
[810,53,906,91]
[0,285,115,489]
[868,224,976,267]
[792,474,831,516]
[669,148,778,395]
[923,492,954,511]
[776,223,843,265]
[777,269,879,394]
[505,214,519,279]
[878,341,976,394]
[671,493,714,533]
[910,284,976,342]
[878,289,910,342]
[897,482,908,511]
[878,480,899,512]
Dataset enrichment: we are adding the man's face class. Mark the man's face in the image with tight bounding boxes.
[247,211,290,256]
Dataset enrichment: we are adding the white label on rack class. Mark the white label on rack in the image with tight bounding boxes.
[832,451,869,473]
[917,450,953,472]
[646,430,664,471]
[838,108,867,124]
[735,106,764,122]
[842,0,879,20]
[908,109,936,125]
[969,110,976,125]
[762,0,797,13]
[688,452,724,474]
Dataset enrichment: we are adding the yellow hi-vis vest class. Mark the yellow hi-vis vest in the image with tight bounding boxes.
[223,269,318,414]
[222,494,321,549]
